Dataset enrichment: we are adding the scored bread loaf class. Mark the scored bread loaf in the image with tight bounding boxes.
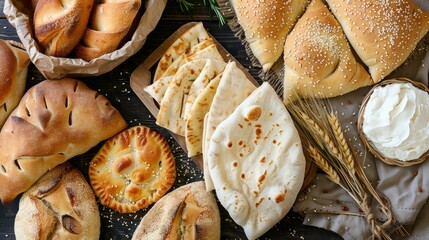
[33,0,94,57]
[132,181,220,240]
[283,0,373,103]
[326,0,429,82]
[73,0,142,61]
[0,79,127,204]
[230,0,309,72]
[15,162,100,240]
[0,40,30,127]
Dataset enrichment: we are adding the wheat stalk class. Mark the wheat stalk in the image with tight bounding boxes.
[309,146,340,184]
[285,95,403,240]
[328,112,355,176]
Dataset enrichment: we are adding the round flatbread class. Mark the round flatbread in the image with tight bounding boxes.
[89,126,176,213]
[132,181,220,240]
[207,82,306,240]
[15,162,100,240]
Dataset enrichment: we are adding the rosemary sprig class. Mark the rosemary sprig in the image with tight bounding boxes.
[175,0,195,13]
[175,0,226,25]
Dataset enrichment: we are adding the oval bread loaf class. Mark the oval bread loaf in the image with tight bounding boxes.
[0,40,30,127]
[73,0,142,61]
[33,0,94,57]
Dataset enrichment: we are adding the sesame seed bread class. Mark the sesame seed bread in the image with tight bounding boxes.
[230,0,309,72]
[326,0,429,82]
[0,79,127,204]
[283,0,373,103]
[132,181,220,240]
[0,40,30,127]
[14,162,100,240]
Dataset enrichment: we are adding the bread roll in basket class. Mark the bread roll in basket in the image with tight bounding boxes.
[4,0,167,79]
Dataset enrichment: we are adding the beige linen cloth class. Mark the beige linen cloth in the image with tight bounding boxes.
[294,1,429,239]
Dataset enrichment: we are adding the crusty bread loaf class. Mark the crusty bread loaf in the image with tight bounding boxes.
[33,0,94,57]
[14,162,100,240]
[0,40,30,127]
[0,79,127,204]
[283,0,373,103]
[230,0,309,72]
[326,0,429,82]
[73,0,141,61]
[132,181,220,240]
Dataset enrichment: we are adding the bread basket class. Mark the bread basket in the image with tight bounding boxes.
[357,78,429,167]
[3,0,167,79]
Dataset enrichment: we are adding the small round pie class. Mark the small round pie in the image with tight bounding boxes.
[89,126,176,213]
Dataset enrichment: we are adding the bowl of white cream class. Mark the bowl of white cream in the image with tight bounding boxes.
[358,78,429,166]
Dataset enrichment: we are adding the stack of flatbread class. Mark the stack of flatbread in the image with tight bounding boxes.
[145,23,308,239]
[144,23,257,164]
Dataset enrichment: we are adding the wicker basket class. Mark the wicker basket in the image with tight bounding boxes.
[357,78,429,167]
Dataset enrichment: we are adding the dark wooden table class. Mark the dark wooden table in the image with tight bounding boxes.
[0,1,343,239]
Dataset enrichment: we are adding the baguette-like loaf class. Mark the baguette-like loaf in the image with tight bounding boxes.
[230,0,309,72]
[73,0,141,61]
[0,79,127,204]
[15,162,100,240]
[33,0,94,57]
[326,0,429,82]
[0,40,30,127]
[283,0,373,103]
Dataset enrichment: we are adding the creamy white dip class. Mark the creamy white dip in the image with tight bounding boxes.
[362,82,429,161]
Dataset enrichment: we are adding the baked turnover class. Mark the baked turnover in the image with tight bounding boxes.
[89,126,176,213]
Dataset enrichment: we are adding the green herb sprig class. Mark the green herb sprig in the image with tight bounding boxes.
[175,0,226,25]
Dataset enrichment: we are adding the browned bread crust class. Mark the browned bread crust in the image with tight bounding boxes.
[73,0,142,61]
[33,0,94,57]
[326,0,429,82]
[89,126,176,213]
[0,40,30,127]
[0,79,127,204]
[283,0,373,102]
[230,0,309,72]
[15,162,100,240]
[132,181,220,240]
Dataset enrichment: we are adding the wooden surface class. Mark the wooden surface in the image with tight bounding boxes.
[0,1,343,239]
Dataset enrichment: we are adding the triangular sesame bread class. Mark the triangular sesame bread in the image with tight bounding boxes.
[229,0,309,72]
[283,0,373,104]
[326,0,429,82]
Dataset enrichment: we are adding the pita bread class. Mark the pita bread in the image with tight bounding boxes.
[132,181,220,240]
[159,39,215,80]
[185,73,222,157]
[144,75,173,104]
[207,82,306,240]
[183,59,227,120]
[283,0,373,103]
[145,43,224,104]
[154,22,210,80]
[203,61,257,191]
[156,59,209,136]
